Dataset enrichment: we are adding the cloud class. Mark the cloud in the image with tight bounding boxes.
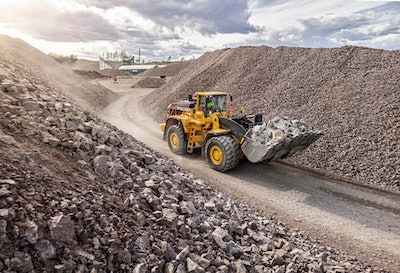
[77,0,258,35]
[1,0,255,45]
[300,15,369,35]
[0,0,398,61]
[32,12,122,42]
[248,2,400,49]
[0,0,122,42]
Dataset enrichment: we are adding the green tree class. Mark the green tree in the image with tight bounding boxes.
[48,53,77,63]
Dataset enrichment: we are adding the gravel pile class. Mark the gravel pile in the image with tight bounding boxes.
[0,35,119,113]
[99,69,133,77]
[142,61,193,77]
[72,70,109,80]
[0,48,392,272]
[132,77,166,88]
[144,46,400,192]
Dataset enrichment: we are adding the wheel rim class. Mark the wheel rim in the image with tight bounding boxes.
[170,132,179,148]
[210,145,223,165]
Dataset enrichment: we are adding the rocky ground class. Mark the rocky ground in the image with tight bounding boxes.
[0,37,395,272]
[143,46,400,193]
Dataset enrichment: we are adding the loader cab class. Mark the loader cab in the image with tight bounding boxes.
[196,92,228,117]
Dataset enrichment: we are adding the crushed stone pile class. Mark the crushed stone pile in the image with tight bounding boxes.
[0,35,118,112]
[99,69,133,77]
[131,77,166,88]
[0,45,392,272]
[142,61,193,77]
[73,70,109,80]
[144,45,400,192]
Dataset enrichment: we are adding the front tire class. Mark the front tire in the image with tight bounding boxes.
[205,136,239,172]
[167,125,187,154]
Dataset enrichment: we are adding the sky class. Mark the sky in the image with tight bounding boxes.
[0,0,399,62]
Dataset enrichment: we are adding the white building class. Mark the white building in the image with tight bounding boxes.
[118,64,165,75]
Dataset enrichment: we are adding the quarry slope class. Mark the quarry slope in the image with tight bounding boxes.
[0,35,118,112]
[144,45,400,192]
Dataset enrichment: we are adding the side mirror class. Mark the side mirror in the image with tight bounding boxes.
[255,113,262,123]
[230,95,233,101]
[188,94,193,101]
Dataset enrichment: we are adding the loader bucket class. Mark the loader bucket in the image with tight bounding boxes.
[240,116,323,163]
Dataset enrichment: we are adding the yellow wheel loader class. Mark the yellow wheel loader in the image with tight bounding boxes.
[160,92,323,172]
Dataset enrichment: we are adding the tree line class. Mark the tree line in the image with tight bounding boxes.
[48,53,78,63]
[102,51,131,61]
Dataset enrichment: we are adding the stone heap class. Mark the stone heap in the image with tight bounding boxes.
[244,116,324,163]
[249,116,323,145]
[131,77,166,88]
[0,61,391,272]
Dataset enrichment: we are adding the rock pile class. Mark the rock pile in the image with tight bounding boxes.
[142,61,193,78]
[132,77,166,88]
[0,35,118,113]
[250,116,323,145]
[72,70,109,80]
[244,116,324,163]
[0,55,391,271]
[144,46,400,192]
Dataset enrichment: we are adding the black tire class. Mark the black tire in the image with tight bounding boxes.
[167,125,187,154]
[205,136,239,172]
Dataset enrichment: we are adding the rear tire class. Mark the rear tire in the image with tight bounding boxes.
[167,125,187,154]
[205,136,239,172]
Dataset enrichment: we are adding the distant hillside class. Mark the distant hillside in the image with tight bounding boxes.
[144,45,400,192]
[0,35,118,112]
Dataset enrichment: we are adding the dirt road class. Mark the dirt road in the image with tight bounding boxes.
[99,77,400,270]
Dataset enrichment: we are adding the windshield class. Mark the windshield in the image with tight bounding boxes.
[200,95,227,112]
